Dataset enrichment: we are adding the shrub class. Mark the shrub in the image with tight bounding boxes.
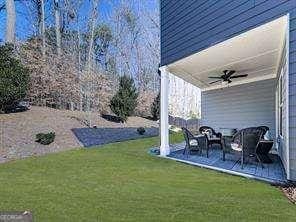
[110,75,138,122]
[0,44,30,113]
[35,132,56,145]
[137,127,145,135]
[151,93,160,120]
[149,147,160,155]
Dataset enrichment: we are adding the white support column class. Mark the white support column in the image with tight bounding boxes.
[159,66,170,156]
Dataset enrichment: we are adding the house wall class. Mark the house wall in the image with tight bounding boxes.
[161,0,296,181]
[201,79,276,140]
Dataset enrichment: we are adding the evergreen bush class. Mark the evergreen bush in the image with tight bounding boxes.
[35,132,56,145]
[110,75,138,122]
[0,44,29,113]
[151,93,160,120]
[137,127,145,135]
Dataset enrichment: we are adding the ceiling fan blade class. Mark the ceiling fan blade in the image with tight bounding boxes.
[230,74,248,79]
[209,80,222,84]
[208,76,222,79]
[226,70,236,78]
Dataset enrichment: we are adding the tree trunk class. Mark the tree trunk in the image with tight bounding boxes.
[87,1,98,73]
[85,0,99,126]
[77,16,83,111]
[34,0,42,35]
[41,0,46,57]
[5,0,16,43]
[54,0,61,56]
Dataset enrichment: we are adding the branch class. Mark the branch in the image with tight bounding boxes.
[0,4,5,12]
[0,0,27,12]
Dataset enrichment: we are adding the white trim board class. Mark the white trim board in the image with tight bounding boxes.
[285,13,290,180]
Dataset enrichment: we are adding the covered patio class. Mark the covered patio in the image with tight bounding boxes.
[158,16,290,183]
[166,142,286,183]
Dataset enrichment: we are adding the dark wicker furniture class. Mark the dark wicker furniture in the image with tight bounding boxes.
[257,126,269,139]
[222,127,265,169]
[256,140,274,163]
[199,126,222,155]
[182,127,207,157]
[199,126,222,139]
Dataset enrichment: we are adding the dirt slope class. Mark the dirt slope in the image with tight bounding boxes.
[0,106,158,163]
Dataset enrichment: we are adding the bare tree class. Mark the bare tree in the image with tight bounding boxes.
[27,0,42,35]
[0,4,5,11]
[6,0,161,118]
[86,0,98,73]
[93,24,113,71]
[110,0,159,91]
[30,0,46,55]
[41,0,45,56]
[5,0,16,43]
[65,0,83,72]
[54,0,61,56]
[85,0,99,126]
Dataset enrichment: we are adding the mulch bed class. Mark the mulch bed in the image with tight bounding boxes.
[72,127,159,147]
[280,183,296,204]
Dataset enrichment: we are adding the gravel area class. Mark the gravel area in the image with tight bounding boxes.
[281,185,296,204]
[0,106,158,163]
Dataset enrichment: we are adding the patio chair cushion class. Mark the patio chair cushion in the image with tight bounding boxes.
[182,127,204,150]
[189,139,198,146]
[203,129,213,138]
[263,130,271,140]
[231,142,242,151]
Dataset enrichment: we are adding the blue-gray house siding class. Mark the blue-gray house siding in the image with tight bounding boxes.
[161,0,296,180]
[161,0,296,66]
[201,79,276,140]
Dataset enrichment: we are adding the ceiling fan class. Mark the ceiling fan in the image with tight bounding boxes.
[208,70,248,84]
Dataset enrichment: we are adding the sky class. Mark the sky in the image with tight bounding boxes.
[0,0,147,42]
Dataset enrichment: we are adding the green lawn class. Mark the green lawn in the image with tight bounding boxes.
[0,133,295,222]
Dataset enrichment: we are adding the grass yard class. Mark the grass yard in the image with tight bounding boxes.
[0,133,295,221]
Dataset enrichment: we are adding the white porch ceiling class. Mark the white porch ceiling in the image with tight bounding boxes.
[167,16,287,91]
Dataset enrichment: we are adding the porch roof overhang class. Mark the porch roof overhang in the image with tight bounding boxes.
[167,16,288,91]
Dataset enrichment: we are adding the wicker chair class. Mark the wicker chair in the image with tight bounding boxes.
[199,126,222,151]
[257,126,269,139]
[199,126,222,138]
[222,127,265,169]
[182,127,206,158]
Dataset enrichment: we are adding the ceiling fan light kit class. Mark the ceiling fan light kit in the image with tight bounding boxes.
[221,80,228,86]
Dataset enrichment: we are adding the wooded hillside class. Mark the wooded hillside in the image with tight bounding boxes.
[1,0,159,116]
